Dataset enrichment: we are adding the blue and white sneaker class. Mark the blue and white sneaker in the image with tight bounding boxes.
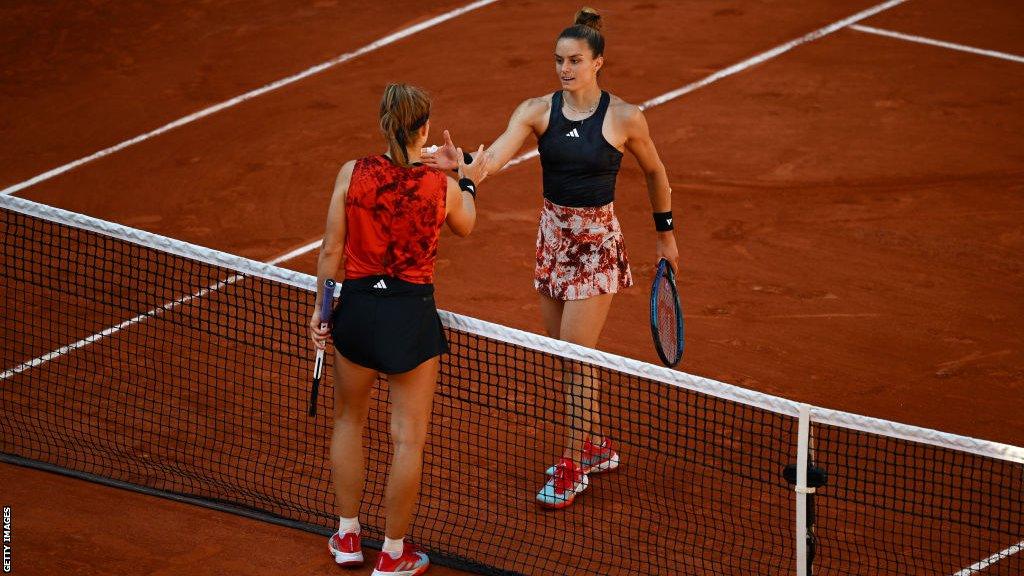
[536,457,589,509]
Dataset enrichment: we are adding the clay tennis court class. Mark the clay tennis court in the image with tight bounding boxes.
[2,0,1022,574]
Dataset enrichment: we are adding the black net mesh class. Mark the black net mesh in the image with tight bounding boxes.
[811,423,1024,575]
[2,202,1021,575]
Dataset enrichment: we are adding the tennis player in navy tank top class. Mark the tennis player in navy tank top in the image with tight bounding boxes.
[422,8,679,509]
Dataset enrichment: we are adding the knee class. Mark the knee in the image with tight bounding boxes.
[391,418,429,454]
[334,406,368,429]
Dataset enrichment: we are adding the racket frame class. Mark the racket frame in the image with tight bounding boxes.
[650,258,684,367]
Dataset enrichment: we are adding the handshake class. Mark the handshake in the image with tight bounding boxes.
[421,129,492,185]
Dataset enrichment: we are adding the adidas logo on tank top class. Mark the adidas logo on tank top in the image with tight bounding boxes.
[565,128,581,138]
[373,279,388,290]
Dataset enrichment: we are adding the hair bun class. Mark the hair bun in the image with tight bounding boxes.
[573,7,601,31]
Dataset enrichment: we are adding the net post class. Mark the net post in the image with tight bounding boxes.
[795,403,811,576]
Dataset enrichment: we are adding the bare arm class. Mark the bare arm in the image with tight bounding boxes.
[445,177,475,237]
[421,98,547,178]
[445,144,489,236]
[478,98,546,175]
[623,106,679,269]
[310,160,354,349]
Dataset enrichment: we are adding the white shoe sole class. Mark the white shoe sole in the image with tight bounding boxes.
[371,564,428,576]
[586,452,620,474]
[328,536,363,566]
[332,549,364,565]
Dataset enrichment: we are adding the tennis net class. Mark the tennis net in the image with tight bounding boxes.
[2,195,1022,575]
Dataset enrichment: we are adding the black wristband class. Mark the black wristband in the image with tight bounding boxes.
[452,151,474,176]
[653,211,674,232]
[458,177,477,199]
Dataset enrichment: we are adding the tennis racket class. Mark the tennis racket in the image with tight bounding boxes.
[309,278,336,416]
[650,258,684,367]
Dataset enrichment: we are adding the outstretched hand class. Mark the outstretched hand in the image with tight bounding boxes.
[421,129,460,170]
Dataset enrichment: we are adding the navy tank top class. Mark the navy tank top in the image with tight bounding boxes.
[538,91,624,207]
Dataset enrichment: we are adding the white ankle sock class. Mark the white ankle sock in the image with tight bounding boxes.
[382,536,404,559]
[338,516,360,535]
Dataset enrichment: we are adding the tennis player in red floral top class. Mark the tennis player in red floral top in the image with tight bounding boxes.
[311,83,489,575]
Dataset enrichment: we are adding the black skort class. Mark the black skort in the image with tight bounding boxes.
[331,275,448,374]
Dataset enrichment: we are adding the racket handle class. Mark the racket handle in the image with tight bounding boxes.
[320,279,336,324]
[310,278,335,417]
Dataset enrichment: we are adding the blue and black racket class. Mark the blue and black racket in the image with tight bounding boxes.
[309,278,336,416]
[650,258,684,367]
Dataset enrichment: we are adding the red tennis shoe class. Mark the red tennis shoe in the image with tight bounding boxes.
[581,437,620,474]
[328,531,363,567]
[372,542,430,576]
[536,457,589,508]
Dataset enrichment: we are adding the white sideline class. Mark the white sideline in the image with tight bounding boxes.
[0,194,313,382]
[0,274,242,381]
[851,24,1024,64]
[502,0,908,170]
[0,0,501,197]
[952,540,1024,576]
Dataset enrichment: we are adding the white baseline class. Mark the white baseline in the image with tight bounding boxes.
[4,1,910,382]
[0,0,501,197]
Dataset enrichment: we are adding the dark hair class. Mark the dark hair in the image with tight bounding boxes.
[379,83,430,167]
[557,7,604,58]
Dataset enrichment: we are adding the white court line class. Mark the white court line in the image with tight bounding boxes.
[0,236,324,381]
[851,24,1024,64]
[2,0,908,379]
[0,0,501,197]
[952,540,1024,576]
[503,0,908,170]
[266,239,322,266]
[0,232,323,382]
[0,274,243,381]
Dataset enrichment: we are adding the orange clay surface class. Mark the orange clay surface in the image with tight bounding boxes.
[2,0,1022,574]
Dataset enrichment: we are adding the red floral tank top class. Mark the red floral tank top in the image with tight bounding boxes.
[343,155,447,284]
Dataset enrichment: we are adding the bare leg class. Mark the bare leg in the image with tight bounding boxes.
[382,356,439,539]
[539,293,564,339]
[540,292,615,461]
[331,353,378,519]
